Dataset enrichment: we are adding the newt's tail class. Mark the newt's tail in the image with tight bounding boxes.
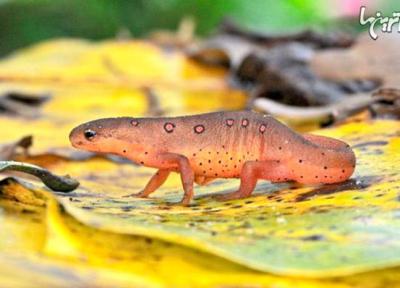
[290,134,356,184]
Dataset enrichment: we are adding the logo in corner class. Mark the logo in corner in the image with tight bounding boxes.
[359,6,400,40]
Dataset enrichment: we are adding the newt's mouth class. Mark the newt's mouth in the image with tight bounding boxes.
[69,126,84,148]
[71,140,84,148]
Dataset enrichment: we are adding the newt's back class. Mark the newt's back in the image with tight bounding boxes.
[150,111,280,177]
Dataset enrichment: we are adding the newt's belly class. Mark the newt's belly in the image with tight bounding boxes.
[188,149,260,178]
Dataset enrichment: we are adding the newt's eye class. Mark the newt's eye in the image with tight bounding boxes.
[84,129,97,140]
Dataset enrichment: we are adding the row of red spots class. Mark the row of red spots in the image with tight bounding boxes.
[163,122,207,134]
[225,118,267,133]
[132,118,267,135]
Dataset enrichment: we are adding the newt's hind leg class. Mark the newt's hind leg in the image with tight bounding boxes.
[214,160,292,201]
[123,169,170,198]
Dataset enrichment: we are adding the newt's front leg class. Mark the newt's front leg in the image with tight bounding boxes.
[160,153,195,205]
[123,169,170,198]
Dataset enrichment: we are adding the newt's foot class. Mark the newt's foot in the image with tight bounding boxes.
[166,198,191,207]
[179,196,191,206]
[213,191,244,201]
[122,191,149,198]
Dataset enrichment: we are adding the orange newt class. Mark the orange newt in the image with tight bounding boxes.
[69,111,356,205]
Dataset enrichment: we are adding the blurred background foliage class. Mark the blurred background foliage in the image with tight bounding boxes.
[0,0,397,56]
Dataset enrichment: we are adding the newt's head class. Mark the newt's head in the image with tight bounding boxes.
[69,117,143,155]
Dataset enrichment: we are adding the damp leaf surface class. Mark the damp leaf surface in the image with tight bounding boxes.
[1,38,400,286]
[53,119,400,277]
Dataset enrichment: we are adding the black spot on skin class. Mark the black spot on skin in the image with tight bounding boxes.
[123,150,126,153]
[241,118,249,127]
[164,122,175,133]
[218,160,222,164]
[145,151,148,155]
[208,160,211,163]
[140,161,144,165]
[194,124,205,134]
[199,162,203,166]
[299,159,303,163]
[278,146,282,150]
[321,152,325,156]
[324,166,327,170]
[342,169,346,173]
[226,119,234,127]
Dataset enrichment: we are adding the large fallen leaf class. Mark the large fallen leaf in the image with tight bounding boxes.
[35,119,398,277]
[3,177,400,287]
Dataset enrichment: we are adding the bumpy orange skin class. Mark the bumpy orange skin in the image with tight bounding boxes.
[69,111,356,204]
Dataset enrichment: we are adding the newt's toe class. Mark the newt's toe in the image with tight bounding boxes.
[122,191,148,198]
